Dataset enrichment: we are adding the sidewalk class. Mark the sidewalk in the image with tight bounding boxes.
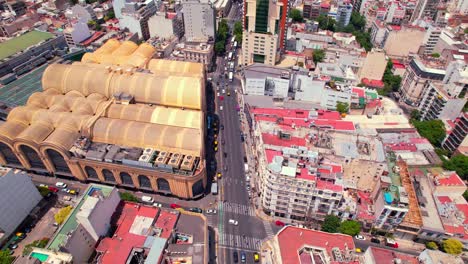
[393,237,426,252]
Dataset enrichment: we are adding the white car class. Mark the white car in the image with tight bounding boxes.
[55,182,67,188]
[354,235,365,240]
[220,106,223,111]
[141,196,154,204]
[206,209,217,214]
[228,219,239,226]
[152,203,162,208]
[39,184,48,188]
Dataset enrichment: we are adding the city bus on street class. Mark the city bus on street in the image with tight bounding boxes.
[228,72,233,82]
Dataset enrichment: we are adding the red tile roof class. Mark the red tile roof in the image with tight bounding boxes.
[277,226,355,264]
[368,247,419,264]
[387,143,418,152]
[316,179,343,192]
[296,168,317,181]
[443,224,466,237]
[265,149,282,163]
[311,119,355,131]
[261,133,307,147]
[361,78,385,88]
[435,172,465,186]
[409,138,430,144]
[455,204,468,224]
[437,196,452,204]
[96,203,159,264]
[154,210,178,239]
[352,87,365,98]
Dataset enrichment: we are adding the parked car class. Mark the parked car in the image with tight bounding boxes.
[229,219,239,226]
[370,237,381,244]
[170,203,181,209]
[233,251,239,263]
[206,209,217,214]
[141,196,154,204]
[354,235,365,240]
[55,182,67,188]
[253,252,260,262]
[68,189,78,195]
[217,172,222,179]
[8,243,18,250]
[39,184,48,188]
[152,203,162,208]
[240,251,246,263]
[48,186,59,193]
[275,220,285,227]
[189,207,203,213]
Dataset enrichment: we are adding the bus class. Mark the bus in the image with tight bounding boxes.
[228,72,233,82]
[211,182,218,195]
[228,52,233,61]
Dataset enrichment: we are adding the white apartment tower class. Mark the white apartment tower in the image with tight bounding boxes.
[181,0,216,42]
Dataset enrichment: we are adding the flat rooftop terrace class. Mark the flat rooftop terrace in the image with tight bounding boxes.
[0,30,54,61]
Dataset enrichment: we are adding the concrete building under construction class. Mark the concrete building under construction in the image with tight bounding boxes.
[0,40,207,199]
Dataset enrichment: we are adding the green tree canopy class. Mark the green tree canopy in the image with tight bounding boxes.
[312,49,325,64]
[412,119,446,147]
[443,155,468,180]
[426,241,438,250]
[442,238,463,255]
[23,238,49,256]
[37,186,51,197]
[233,21,243,44]
[336,102,349,114]
[289,9,303,22]
[316,15,335,31]
[339,220,361,236]
[215,40,226,55]
[321,215,341,233]
[119,192,138,202]
[0,250,14,264]
[54,206,73,225]
[410,110,421,121]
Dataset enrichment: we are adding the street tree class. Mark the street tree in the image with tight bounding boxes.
[443,155,468,180]
[312,49,325,64]
[290,9,303,22]
[0,250,14,264]
[412,120,446,147]
[321,215,341,233]
[119,192,138,202]
[336,102,349,114]
[54,206,73,225]
[339,220,361,236]
[442,238,463,255]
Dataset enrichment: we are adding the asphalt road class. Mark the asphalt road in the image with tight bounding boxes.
[353,239,421,256]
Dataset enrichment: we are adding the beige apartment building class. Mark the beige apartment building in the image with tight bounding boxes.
[382,26,425,58]
[358,49,387,82]
[241,0,288,66]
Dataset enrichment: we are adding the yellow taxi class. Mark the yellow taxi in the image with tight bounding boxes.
[214,146,218,152]
[214,140,218,145]
[217,172,222,179]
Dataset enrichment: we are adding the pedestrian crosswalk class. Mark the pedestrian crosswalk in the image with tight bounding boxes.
[222,202,255,216]
[219,232,262,250]
[263,220,275,238]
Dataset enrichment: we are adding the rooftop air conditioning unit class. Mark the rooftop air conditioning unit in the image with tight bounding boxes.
[168,153,182,168]
[181,155,195,170]
[154,156,168,165]
[139,154,151,162]
[144,148,154,155]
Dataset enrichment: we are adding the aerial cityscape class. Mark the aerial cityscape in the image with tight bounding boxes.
[0,0,466,263]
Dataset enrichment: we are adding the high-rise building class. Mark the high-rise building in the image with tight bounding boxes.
[336,1,353,28]
[443,113,468,153]
[411,0,441,22]
[418,82,466,121]
[181,0,216,43]
[241,0,288,66]
[112,0,157,40]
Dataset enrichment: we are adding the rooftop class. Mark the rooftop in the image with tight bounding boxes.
[367,247,418,264]
[434,171,465,187]
[0,30,54,61]
[48,184,115,251]
[96,202,161,264]
[277,226,355,263]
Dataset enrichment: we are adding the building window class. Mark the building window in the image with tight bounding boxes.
[102,169,115,182]
[138,175,151,189]
[20,145,46,169]
[85,166,98,179]
[120,172,134,186]
[157,178,171,192]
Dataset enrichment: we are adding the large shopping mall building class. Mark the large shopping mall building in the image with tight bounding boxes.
[0,40,207,199]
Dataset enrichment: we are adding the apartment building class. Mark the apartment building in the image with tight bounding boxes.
[422,24,442,56]
[411,0,440,22]
[243,63,290,97]
[336,1,353,27]
[241,0,288,66]
[418,82,466,121]
[0,168,42,244]
[112,0,157,40]
[442,113,468,153]
[251,108,357,223]
[303,0,320,19]
[180,42,214,69]
[181,0,216,42]
[442,60,468,98]
[385,2,405,25]
[400,56,446,105]
[63,20,92,47]
[148,10,184,39]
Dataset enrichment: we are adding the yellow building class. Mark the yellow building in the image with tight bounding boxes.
[0,40,207,199]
